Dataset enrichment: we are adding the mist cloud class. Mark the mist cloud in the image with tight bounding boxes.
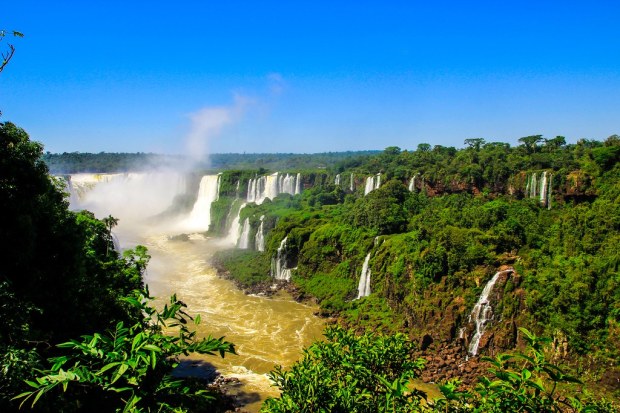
[185,94,253,161]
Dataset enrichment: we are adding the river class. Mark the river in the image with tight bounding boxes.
[69,173,325,412]
[138,232,325,411]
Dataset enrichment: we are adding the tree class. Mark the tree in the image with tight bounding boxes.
[0,29,22,74]
[262,326,426,413]
[518,135,543,153]
[544,135,566,151]
[464,138,486,151]
[417,143,431,152]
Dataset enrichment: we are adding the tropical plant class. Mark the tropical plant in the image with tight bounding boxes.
[261,326,427,413]
[15,288,236,412]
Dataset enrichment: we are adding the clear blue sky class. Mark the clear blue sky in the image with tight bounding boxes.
[2,1,619,155]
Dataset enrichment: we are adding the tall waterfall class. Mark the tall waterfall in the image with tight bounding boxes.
[295,172,301,195]
[539,171,548,205]
[525,172,552,208]
[467,269,511,356]
[364,174,381,195]
[350,173,354,192]
[238,218,251,249]
[271,236,292,281]
[356,253,372,298]
[334,174,341,186]
[225,202,247,246]
[529,173,538,199]
[184,175,221,231]
[247,172,302,205]
[255,215,265,252]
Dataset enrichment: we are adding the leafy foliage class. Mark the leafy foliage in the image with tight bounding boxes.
[14,289,236,412]
[261,326,427,413]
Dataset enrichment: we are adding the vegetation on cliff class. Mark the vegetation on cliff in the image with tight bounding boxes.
[212,135,620,400]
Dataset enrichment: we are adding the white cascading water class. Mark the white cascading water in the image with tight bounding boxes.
[334,174,340,186]
[255,215,265,252]
[238,218,251,249]
[69,172,187,232]
[364,176,374,195]
[529,173,538,199]
[295,173,301,195]
[225,202,247,246]
[364,173,381,195]
[350,173,354,192]
[467,270,511,356]
[271,236,292,281]
[247,172,301,205]
[184,174,221,232]
[408,174,417,192]
[356,253,372,298]
[539,171,548,205]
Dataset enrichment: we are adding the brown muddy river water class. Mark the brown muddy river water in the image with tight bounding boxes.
[130,232,324,412]
[69,173,325,411]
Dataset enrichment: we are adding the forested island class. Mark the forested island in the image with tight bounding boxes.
[2,121,619,412]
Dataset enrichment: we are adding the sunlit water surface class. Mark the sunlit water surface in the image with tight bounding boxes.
[122,231,324,412]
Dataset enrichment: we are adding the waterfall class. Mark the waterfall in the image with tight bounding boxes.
[364,176,374,195]
[295,173,302,195]
[280,173,296,195]
[238,218,251,249]
[225,202,247,246]
[529,173,538,199]
[467,270,511,356]
[271,236,292,281]
[539,171,548,206]
[364,174,382,195]
[184,175,221,231]
[408,174,417,192]
[247,172,302,205]
[255,215,265,252]
[356,253,372,298]
[350,173,354,192]
[335,174,341,186]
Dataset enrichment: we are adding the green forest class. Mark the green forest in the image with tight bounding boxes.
[2,121,619,412]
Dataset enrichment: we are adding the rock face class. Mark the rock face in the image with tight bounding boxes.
[390,265,525,385]
[416,340,488,386]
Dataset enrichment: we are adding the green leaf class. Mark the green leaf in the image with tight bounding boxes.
[111,363,129,384]
[142,344,162,352]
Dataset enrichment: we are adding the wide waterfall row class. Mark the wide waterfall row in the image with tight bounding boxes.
[247,172,302,205]
[271,236,292,281]
[364,173,381,195]
[67,172,188,225]
[466,269,512,356]
[525,171,552,208]
[356,253,372,298]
